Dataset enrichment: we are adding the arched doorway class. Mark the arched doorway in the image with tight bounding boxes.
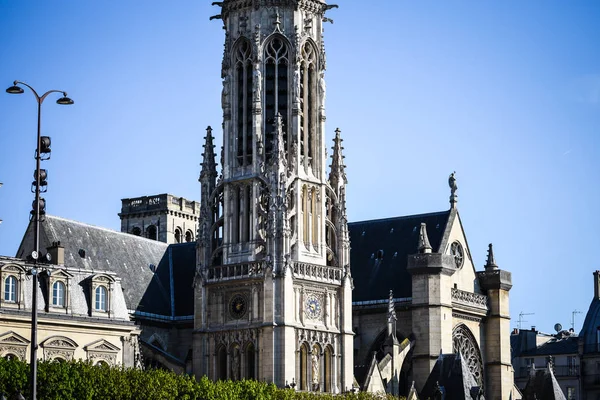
[217,346,227,380]
[245,343,255,379]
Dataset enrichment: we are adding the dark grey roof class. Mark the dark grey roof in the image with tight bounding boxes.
[520,335,578,357]
[522,366,566,400]
[137,242,196,318]
[17,215,168,311]
[349,211,450,302]
[579,297,600,353]
[420,353,483,400]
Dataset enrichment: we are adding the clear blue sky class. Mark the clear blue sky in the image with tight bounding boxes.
[1,1,599,334]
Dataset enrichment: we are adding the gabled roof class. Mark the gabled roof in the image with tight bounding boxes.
[17,215,168,311]
[349,211,451,302]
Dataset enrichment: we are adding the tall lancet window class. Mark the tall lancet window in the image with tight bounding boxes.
[234,39,253,167]
[299,42,317,171]
[264,37,289,161]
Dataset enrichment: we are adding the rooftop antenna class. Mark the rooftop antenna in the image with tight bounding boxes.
[571,310,583,331]
[518,311,535,330]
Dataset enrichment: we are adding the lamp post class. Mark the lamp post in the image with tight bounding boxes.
[6,81,73,400]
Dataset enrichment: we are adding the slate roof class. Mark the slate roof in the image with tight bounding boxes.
[17,215,168,311]
[522,366,566,400]
[137,242,197,318]
[579,297,600,353]
[420,353,483,400]
[348,211,450,302]
[519,335,578,357]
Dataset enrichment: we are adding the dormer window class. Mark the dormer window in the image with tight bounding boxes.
[88,273,115,317]
[52,281,66,307]
[0,263,25,308]
[4,276,16,302]
[95,286,107,312]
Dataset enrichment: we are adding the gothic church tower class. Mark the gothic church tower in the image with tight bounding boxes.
[193,0,352,392]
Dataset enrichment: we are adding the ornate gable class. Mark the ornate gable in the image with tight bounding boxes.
[0,331,30,361]
[40,335,78,361]
[84,339,120,365]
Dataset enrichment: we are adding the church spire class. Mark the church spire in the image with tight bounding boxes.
[418,223,432,254]
[329,128,347,193]
[485,243,498,270]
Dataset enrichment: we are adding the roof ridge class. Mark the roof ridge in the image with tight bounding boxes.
[349,210,450,225]
[45,215,169,246]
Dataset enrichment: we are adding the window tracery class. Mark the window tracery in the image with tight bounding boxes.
[264,36,289,161]
[234,39,253,167]
[299,41,317,172]
[452,324,483,387]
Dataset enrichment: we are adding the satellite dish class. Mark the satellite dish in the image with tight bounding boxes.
[554,323,563,332]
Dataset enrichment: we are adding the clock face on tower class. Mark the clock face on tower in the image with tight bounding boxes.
[229,294,247,319]
[305,294,322,320]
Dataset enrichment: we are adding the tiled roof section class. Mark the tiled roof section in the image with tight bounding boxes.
[348,211,450,301]
[19,215,168,311]
[522,366,566,400]
[137,242,196,317]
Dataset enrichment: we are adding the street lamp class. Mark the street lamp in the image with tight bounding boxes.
[6,80,73,400]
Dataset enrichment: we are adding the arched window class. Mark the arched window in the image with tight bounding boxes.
[233,39,253,167]
[4,276,16,302]
[246,343,255,379]
[299,41,317,171]
[324,346,333,392]
[185,230,193,243]
[453,324,483,387]
[52,281,66,307]
[95,286,107,311]
[146,225,157,240]
[131,227,141,236]
[299,343,309,391]
[95,360,108,367]
[4,353,18,361]
[174,227,182,243]
[217,346,227,380]
[264,36,289,161]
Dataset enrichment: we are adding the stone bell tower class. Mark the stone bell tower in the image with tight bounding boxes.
[193,0,353,392]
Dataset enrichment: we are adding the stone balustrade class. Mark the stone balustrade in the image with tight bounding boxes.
[451,288,488,310]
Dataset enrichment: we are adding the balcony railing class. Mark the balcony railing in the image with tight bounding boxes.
[207,262,264,281]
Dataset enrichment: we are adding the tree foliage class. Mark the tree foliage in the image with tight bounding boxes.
[0,358,403,400]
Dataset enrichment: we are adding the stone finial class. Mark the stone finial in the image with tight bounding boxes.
[388,290,397,322]
[448,171,458,209]
[485,243,498,270]
[418,223,432,253]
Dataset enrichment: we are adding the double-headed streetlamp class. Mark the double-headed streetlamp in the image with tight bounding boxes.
[6,81,73,400]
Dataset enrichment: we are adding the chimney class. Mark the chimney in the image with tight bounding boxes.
[595,271,600,299]
[47,241,64,265]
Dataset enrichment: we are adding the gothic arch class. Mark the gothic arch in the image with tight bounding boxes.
[452,323,483,387]
[232,37,254,168]
[263,33,291,161]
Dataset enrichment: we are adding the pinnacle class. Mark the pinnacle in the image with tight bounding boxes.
[418,223,432,253]
[485,243,498,270]
[200,126,217,180]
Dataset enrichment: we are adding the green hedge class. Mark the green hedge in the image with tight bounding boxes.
[0,358,403,400]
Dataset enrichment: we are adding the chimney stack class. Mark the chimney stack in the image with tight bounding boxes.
[47,241,64,265]
[594,271,600,299]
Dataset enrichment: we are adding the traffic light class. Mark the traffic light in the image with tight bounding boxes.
[39,136,51,160]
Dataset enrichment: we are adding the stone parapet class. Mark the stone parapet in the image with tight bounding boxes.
[477,269,512,291]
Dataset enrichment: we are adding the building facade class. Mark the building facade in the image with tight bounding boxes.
[192,0,353,392]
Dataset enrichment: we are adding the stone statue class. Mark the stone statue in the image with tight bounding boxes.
[221,74,230,109]
[253,63,262,103]
[448,171,457,195]
[319,71,326,108]
[293,67,301,103]
[231,347,240,380]
[311,347,319,386]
